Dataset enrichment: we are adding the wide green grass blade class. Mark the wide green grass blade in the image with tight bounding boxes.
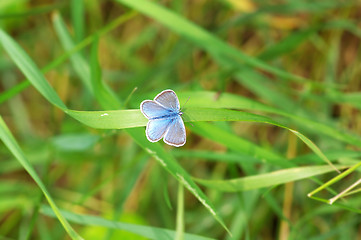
[67,109,146,128]
[41,205,215,240]
[67,108,279,129]
[67,107,336,169]
[0,117,83,240]
[115,0,307,83]
[196,165,347,192]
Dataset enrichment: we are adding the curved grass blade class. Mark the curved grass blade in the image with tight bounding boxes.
[195,165,347,192]
[0,117,83,240]
[41,205,216,240]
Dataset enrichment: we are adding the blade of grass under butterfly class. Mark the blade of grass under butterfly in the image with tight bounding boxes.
[0,117,83,240]
[68,107,336,170]
[41,205,216,240]
[195,165,347,192]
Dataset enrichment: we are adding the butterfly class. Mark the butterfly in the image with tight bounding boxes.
[140,89,186,147]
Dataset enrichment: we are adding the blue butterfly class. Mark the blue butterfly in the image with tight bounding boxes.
[140,89,186,147]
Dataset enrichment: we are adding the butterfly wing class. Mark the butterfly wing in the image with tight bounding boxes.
[164,116,186,147]
[140,100,171,120]
[146,118,173,142]
[154,89,180,111]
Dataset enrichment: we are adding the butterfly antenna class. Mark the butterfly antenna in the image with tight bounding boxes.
[180,96,194,127]
[180,96,190,111]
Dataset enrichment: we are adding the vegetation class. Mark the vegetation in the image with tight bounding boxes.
[0,0,361,239]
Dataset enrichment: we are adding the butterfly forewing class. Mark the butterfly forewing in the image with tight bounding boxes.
[164,116,186,147]
[141,100,170,120]
[154,90,180,111]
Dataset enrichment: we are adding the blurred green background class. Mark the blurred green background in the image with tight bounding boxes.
[1,0,361,239]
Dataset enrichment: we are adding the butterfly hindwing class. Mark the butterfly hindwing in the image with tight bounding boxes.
[164,116,186,147]
[146,118,173,142]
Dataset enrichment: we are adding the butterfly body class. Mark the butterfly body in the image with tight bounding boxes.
[148,110,181,121]
[140,90,186,147]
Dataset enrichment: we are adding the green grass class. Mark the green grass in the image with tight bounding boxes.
[0,0,361,239]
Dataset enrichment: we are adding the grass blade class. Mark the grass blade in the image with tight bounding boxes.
[67,107,336,170]
[175,183,184,240]
[196,165,347,192]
